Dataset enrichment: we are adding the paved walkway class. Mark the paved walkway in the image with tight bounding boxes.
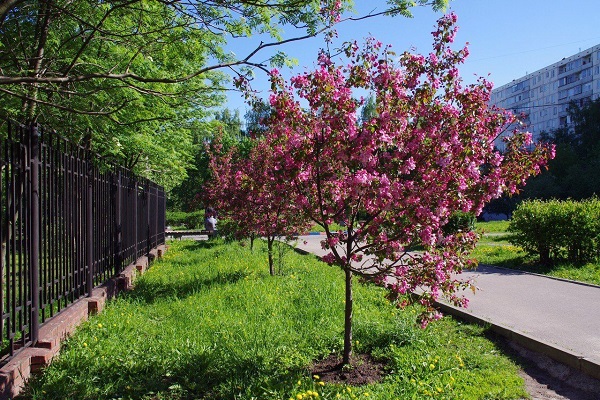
[294,234,600,380]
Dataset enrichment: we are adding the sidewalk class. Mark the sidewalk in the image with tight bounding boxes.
[294,235,600,380]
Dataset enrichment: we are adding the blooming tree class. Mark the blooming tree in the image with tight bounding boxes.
[206,133,311,275]
[264,14,554,365]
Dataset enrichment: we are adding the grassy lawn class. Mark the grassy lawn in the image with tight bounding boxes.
[21,239,528,400]
[473,221,600,286]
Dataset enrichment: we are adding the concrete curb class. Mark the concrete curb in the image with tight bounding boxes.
[0,245,166,400]
[434,300,600,381]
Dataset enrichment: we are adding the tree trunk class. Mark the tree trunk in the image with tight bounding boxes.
[342,267,353,366]
[268,236,274,276]
[25,0,52,120]
[250,234,255,251]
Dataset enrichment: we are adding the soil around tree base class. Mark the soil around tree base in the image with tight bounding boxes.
[311,353,386,386]
[310,340,600,400]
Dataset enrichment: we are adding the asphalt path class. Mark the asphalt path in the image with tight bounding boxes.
[294,234,600,379]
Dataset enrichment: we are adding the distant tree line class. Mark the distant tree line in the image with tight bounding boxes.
[485,98,600,217]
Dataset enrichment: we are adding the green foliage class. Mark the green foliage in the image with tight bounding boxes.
[360,95,377,122]
[244,100,272,137]
[21,239,527,399]
[508,199,600,264]
[1,0,374,191]
[442,211,476,236]
[168,114,257,211]
[524,98,600,200]
[1,0,227,190]
[473,221,600,286]
[165,211,204,230]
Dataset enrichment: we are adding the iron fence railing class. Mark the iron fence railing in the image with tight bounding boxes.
[1,121,165,364]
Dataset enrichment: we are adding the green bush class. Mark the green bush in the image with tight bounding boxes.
[442,211,476,236]
[166,210,204,229]
[508,198,600,264]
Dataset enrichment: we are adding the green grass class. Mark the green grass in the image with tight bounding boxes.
[308,223,348,233]
[20,239,528,400]
[473,221,600,286]
[476,220,510,234]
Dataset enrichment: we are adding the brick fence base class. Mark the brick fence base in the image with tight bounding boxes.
[0,245,167,400]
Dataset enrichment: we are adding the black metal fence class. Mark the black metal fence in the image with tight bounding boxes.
[0,121,165,364]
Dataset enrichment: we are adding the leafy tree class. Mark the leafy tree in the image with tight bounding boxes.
[214,109,245,139]
[0,0,449,188]
[261,14,552,366]
[244,99,273,137]
[360,94,377,122]
[524,98,600,200]
[0,0,226,189]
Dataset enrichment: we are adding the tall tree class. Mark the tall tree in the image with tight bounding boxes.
[523,98,600,200]
[244,99,272,137]
[215,109,245,139]
[263,14,553,366]
[0,1,449,180]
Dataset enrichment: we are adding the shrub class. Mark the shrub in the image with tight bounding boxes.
[508,198,600,264]
[166,210,204,229]
[442,211,476,236]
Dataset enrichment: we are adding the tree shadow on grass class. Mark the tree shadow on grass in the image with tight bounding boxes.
[488,235,512,243]
[126,269,248,304]
[20,350,306,399]
[167,239,222,251]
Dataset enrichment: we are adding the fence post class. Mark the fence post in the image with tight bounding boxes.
[113,170,122,274]
[86,158,93,296]
[29,124,40,345]
[146,182,150,255]
[133,180,137,260]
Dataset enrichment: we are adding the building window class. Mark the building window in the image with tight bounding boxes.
[559,89,568,99]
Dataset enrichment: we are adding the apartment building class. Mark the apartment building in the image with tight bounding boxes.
[489,44,600,144]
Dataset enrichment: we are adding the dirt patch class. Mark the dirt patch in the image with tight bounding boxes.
[311,353,386,386]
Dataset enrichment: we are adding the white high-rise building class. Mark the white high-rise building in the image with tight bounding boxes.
[489,44,600,142]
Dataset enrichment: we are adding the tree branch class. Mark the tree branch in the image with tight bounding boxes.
[0,86,130,115]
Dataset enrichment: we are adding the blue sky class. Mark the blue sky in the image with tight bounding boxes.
[223,0,600,113]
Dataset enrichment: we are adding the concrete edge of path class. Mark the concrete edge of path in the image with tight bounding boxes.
[434,300,600,381]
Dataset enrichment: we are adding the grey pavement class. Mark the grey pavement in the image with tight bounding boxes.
[293,234,600,380]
